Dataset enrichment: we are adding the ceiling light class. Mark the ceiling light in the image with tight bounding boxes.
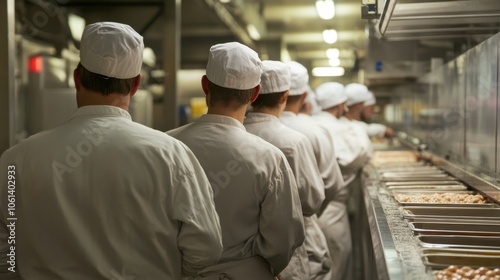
[220,0,231,3]
[68,13,86,41]
[316,0,335,20]
[312,67,345,77]
[247,24,261,40]
[322,29,337,44]
[329,58,340,67]
[326,48,339,59]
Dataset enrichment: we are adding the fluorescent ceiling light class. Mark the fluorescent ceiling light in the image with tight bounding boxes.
[247,24,261,40]
[316,0,335,20]
[322,29,337,44]
[312,67,345,77]
[68,13,86,41]
[326,48,339,59]
[329,58,340,67]
[220,0,231,3]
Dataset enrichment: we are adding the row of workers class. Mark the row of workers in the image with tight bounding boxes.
[0,22,389,280]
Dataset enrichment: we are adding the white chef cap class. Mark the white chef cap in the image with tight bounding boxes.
[345,83,369,107]
[364,91,376,106]
[259,60,291,94]
[315,82,347,109]
[80,22,144,79]
[285,61,309,96]
[206,42,262,90]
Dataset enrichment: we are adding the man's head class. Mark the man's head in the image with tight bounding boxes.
[283,61,309,112]
[362,91,376,121]
[202,42,262,109]
[75,22,143,108]
[344,83,369,120]
[315,82,347,118]
[251,60,291,112]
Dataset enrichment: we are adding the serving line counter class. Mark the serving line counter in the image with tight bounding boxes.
[358,144,500,280]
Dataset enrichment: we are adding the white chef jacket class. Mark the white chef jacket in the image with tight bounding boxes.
[244,112,326,280]
[313,113,371,187]
[0,105,222,280]
[357,121,387,138]
[244,112,325,216]
[280,112,343,204]
[167,114,304,276]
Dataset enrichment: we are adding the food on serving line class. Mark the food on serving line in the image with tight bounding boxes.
[435,265,500,279]
[395,193,487,204]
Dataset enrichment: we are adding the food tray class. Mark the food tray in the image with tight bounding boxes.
[384,180,461,187]
[392,191,494,207]
[382,174,453,181]
[386,185,468,191]
[417,235,500,250]
[421,248,500,269]
[401,206,500,220]
[408,222,500,236]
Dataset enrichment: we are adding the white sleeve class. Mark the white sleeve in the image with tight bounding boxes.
[169,149,223,277]
[282,139,325,216]
[367,123,387,138]
[255,156,305,275]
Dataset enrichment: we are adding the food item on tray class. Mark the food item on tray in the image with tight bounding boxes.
[370,151,419,166]
[395,192,487,204]
[435,265,500,279]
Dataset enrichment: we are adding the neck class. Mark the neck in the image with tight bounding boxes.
[252,106,281,118]
[207,105,248,124]
[284,101,301,114]
[324,107,340,118]
[77,89,130,110]
[345,109,361,121]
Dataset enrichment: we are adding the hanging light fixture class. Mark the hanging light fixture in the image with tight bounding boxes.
[322,29,337,44]
[316,0,335,20]
[326,48,340,59]
[312,67,345,77]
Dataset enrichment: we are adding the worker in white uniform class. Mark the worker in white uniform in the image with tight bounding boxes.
[361,91,394,138]
[167,43,304,280]
[0,22,223,280]
[312,82,368,280]
[243,60,328,280]
[280,62,344,280]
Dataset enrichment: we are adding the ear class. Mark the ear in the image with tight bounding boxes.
[299,91,308,103]
[73,68,81,91]
[280,90,290,105]
[129,75,142,97]
[250,84,261,103]
[201,75,210,96]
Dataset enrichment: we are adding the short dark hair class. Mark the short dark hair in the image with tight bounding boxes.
[76,63,136,95]
[207,80,255,107]
[252,91,287,109]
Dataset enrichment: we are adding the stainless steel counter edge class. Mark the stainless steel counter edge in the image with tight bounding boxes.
[364,166,434,280]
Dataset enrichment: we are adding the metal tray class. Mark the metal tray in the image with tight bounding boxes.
[417,235,500,250]
[410,218,500,224]
[408,222,500,236]
[423,250,500,270]
[377,166,437,173]
[386,185,468,191]
[392,191,495,207]
[382,174,453,181]
[385,180,460,186]
[401,206,500,220]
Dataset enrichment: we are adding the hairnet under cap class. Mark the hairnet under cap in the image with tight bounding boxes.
[285,61,309,96]
[345,83,369,106]
[315,82,347,109]
[80,22,144,79]
[364,91,376,106]
[259,60,291,94]
[206,42,262,90]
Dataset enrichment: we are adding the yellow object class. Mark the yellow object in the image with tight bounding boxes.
[190,97,207,120]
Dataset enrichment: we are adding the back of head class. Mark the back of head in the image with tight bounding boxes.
[252,60,291,109]
[364,91,376,106]
[206,42,262,90]
[205,42,262,107]
[285,61,309,97]
[344,83,369,107]
[315,82,346,110]
[80,22,144,79]
[78,22,144,95]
